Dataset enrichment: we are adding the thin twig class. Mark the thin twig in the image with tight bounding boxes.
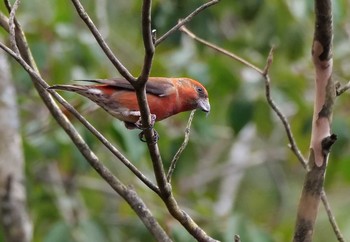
[181,26,307,168]
[321,190,345,242]
[0,13,9,31]
[7,0,20,54]
[262,50,308,169]
[70,0,135,82]
[167,110,196,182]
[138,0,154,85]
[180,25,263,75]
[155,0,220,46]
[336,80,350,96]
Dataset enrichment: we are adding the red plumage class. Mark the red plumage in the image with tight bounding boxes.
[49,77,210,129]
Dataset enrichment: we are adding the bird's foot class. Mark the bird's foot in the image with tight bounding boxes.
[134,114,156,129]
[135,114,158,143]
[138,129,159,143]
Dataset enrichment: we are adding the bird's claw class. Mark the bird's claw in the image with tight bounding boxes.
[139,129,159,143]
[135,114,158,143]
[135,114,156,129]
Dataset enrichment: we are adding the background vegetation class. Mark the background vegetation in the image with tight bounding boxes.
[1,0,350,241]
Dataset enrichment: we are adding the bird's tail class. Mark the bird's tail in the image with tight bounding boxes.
[48,84,88,93]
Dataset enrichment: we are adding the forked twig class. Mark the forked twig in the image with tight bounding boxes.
[181,25,344,241]
[155,0,220,46]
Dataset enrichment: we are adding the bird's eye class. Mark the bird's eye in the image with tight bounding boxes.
[196,86,204,94]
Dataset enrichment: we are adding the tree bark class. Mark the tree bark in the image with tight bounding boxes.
[293,0,335,241]
[0,50,32,242]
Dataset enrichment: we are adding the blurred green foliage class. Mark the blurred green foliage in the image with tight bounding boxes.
[1,0,350,241]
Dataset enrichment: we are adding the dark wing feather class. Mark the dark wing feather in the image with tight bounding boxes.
[76,78,175,97]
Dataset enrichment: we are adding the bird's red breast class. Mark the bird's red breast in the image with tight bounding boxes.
[49,77,210,129]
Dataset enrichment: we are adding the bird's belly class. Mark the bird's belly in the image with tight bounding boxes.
[106,108,140,123]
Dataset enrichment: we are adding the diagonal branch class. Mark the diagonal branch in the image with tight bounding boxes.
[155,0,220,46]
[0,40,169,241]
[7,0,20,54]
[0,5,170,238]
[0,42,159,195]
[321,190,345,242]
[0,5,159,194]
[180,25,263,75]
[70,0,135,82]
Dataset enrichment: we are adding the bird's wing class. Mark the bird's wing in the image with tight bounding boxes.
[76,78,175,97]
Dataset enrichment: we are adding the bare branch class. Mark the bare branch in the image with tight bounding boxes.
[138,0,154,85]
[4,0,39,72]
[180,25,263,75]
[321,190,345,242]
[0,41,171,241]
[181,26,307,168]
[262,50,308,169]
[167,110,196,182]
[0,12,9,31]
[127,2,218,241]
[0,7,160,194]
[134,0,160,148]
[155,0,220,46]
[0,6,171,236]
[52,2,219,240]
[180,24,343,242]
[293,0,339,240]
[336,80,350,96]
[0,39,159,194]
[70,0,135,82]
[7,0,20,54]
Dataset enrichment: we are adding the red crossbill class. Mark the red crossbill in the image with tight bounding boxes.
[49,77,210,130]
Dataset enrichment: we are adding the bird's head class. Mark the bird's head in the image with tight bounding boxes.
[177,78,210,114]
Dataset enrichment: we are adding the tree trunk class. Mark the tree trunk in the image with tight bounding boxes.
[0,50,32,242]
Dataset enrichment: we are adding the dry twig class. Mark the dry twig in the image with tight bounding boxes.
[155,0,220,46]
[180,23,343,242]
[167,110,196,182]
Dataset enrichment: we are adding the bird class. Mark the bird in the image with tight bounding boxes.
[48,77,210,138]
